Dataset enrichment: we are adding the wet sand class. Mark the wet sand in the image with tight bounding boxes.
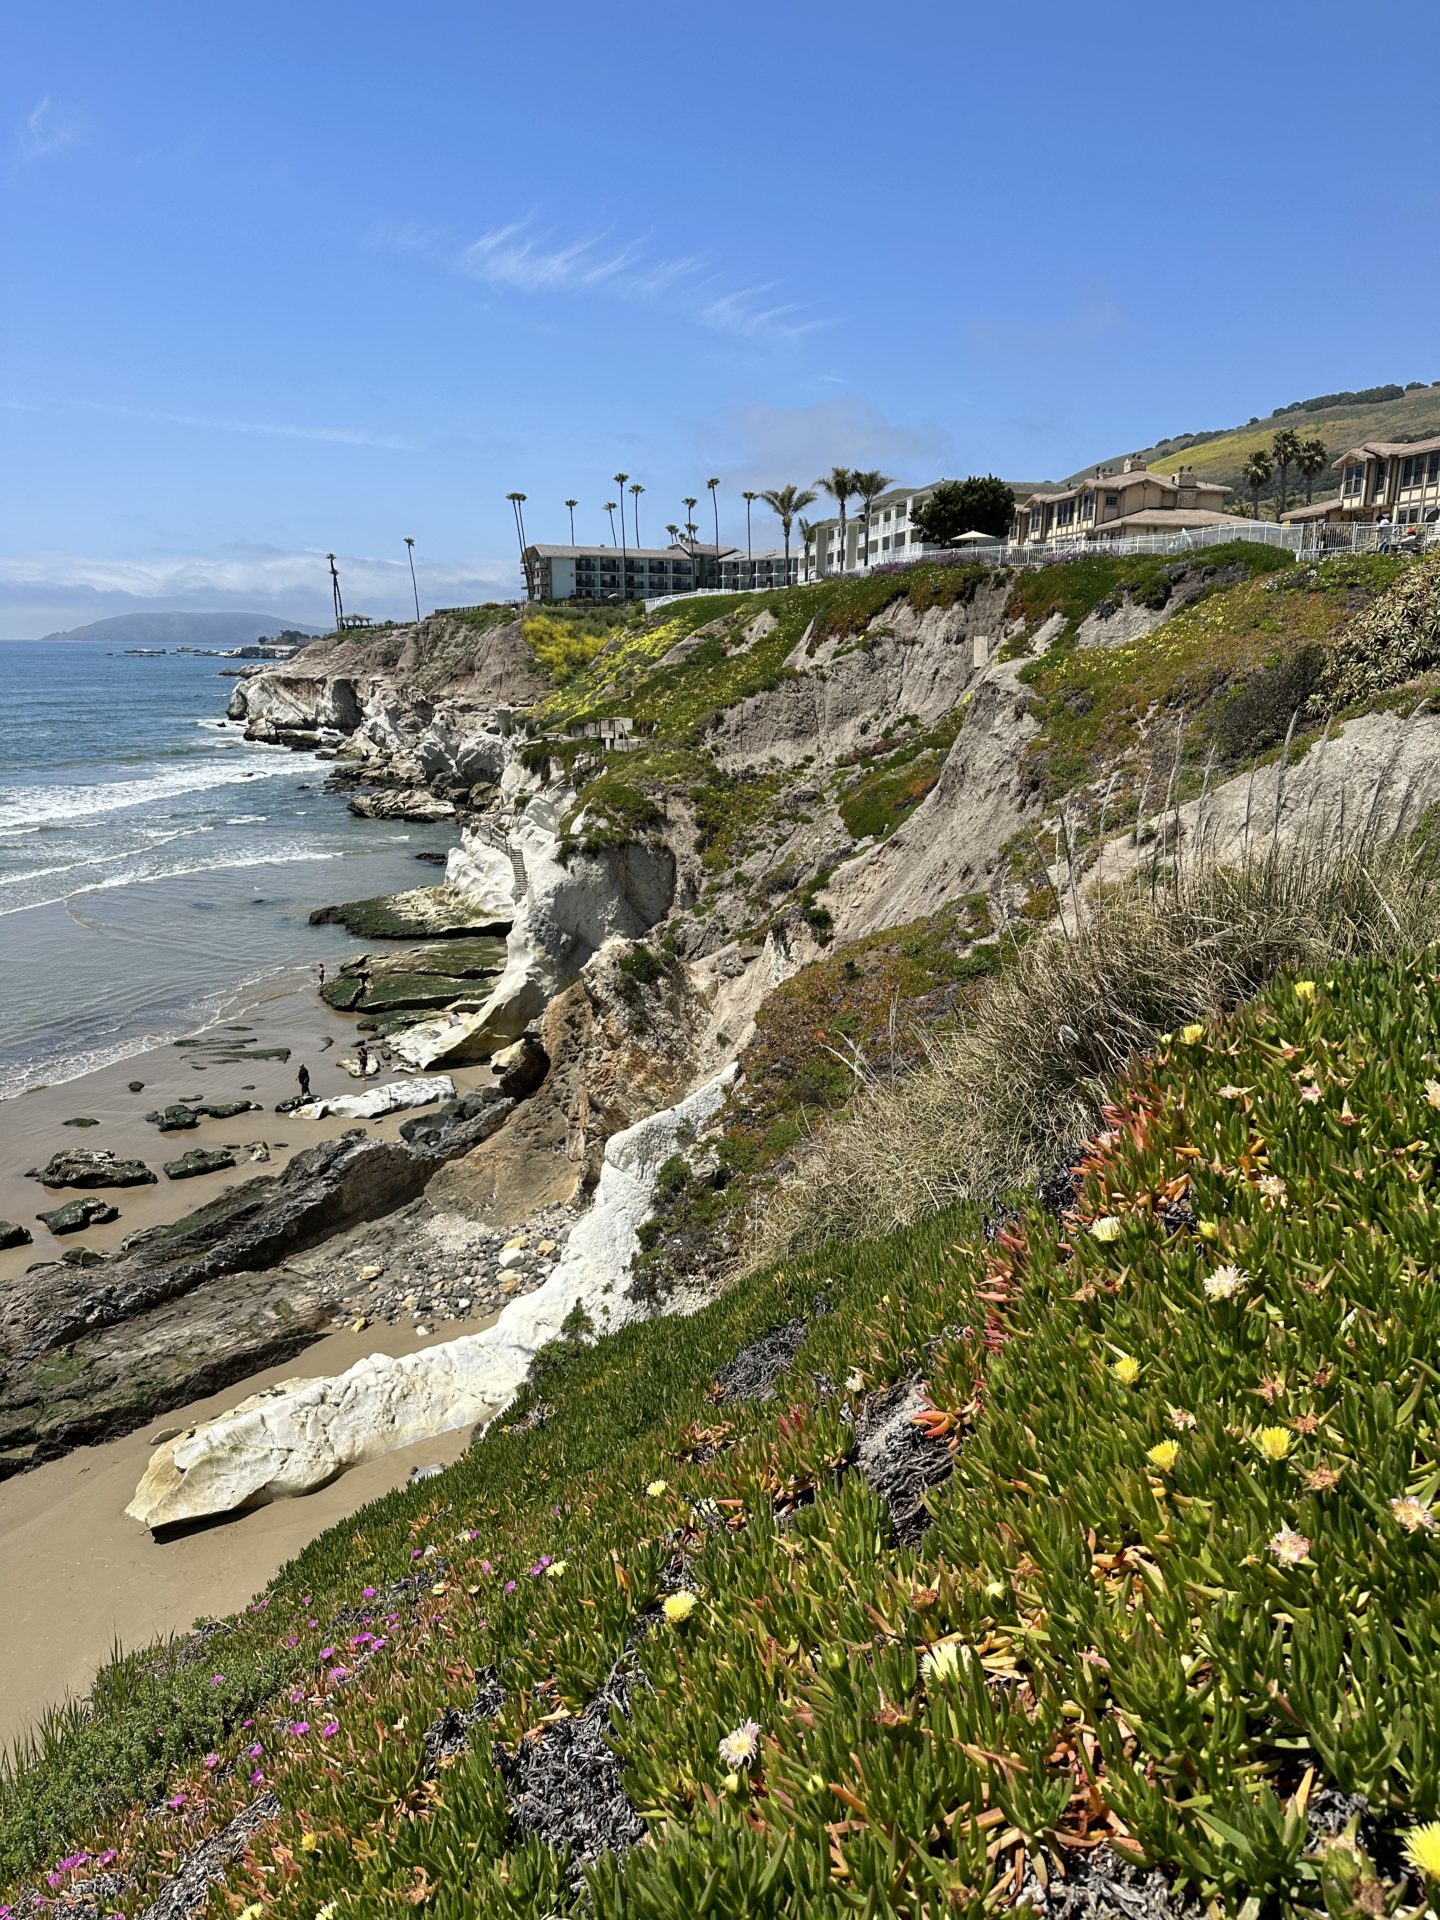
[0,1313,498,1756]
[0,970,487,1285]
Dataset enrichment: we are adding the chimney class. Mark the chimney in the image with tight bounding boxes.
[1122,454,1146,474]
[1173,464,1198,507]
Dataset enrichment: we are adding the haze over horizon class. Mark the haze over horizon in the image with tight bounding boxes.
[4,0,1439,638]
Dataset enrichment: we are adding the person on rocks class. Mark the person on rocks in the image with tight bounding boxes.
[317,962,327,989]
[297,1063,312,1100]
[356,1041,369,1076]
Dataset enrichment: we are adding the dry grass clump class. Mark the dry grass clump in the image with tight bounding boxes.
[754,823,1440,1263]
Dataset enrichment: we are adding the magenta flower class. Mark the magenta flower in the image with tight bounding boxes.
[410,1548,423,1560]
[168,1792,186,1810]
[289,1719,310,1736]
[285,1634,298,1647]
[203,1753,220,1770]
[327,1666,347,1683]
[504,1579,517,1595]
[247,1742,264,1758]
[251,1768,264,1784]
[321,1719,340,1737]
[208,1674,224,1686]
[362,1585,377,1598]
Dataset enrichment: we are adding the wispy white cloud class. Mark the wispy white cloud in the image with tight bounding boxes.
[712,397,954,493]
[373,216,828,347]
[3,395,421,452]
[0,546,517,637]
[16,95,79,162]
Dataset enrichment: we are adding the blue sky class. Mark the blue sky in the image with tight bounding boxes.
[3,0,1437,635]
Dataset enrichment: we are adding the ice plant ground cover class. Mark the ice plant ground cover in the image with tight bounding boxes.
[8,954,1440,1913]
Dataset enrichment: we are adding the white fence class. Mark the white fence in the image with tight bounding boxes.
[641,518,1436,609]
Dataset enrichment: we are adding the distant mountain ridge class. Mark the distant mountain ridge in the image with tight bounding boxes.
[36,611,324,647]
[1073,379,1440,502]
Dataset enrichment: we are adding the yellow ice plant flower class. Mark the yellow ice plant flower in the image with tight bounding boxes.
[1180,1023,1205,1045]
[1426,1077,1440,1109]
[1089,1215,1122,1242]
[1111,1355,1140,1386]
[1293,980,1316,1002]
[1404,1821,1440,1881]
[646,1479,669,1496]
[545,1559,567,1577]
[1254,1426,1293,1462]
[1197,1219,1220,1240]
[921,1639,969,1684]
[238,1908,264,1920]
[1390,1494,1436,1533]
[299,1832,320,1854]
[1147,1440,1179,1473]
[662,1589,698,1624]
[1203,1264,1247,1301]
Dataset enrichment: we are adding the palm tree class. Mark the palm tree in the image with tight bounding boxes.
[327,552,344,630]
[798,515,816,583]
[403,536,420,622]
[817,466,856,574]
[682,497,699,554]
[706,476,721,558]
[613,473,629,597]
[565,499,578,543]
[742,489,759,563]
[1296,437,1328,507]
[1242,450,1273,522]
[1271,429,1302,520]
[851,469,896,567]
[760,483,818,578]
[603,501,618,544]
[506,491,531,596]
[665,522,681,549]
[629,481,645,548]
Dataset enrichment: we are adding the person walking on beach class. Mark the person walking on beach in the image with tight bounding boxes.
[297,1063,311,1099]
[317,963,326,989]
[356,1041,369,1076]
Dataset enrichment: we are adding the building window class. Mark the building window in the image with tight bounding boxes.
[1343,462,1365,495]
[1104,491,1119,508]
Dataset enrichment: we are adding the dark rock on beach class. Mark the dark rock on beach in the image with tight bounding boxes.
[36,1196,121,1235]
[62,1116,100,1129]
[308,885,508,941]
[163,1147,238,1179]
[0,1221,33,1250]
[27,1148,156,1190]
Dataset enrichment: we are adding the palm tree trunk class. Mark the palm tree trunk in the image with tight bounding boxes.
[746,498,753,563]
[711,490,720,560]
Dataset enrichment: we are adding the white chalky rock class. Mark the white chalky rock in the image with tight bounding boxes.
[125,1067,736,1530]
[300,1076,454,1121]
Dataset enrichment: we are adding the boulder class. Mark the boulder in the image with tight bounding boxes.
[301,1075,455,1122]
[347,789,457,824]
[492,1033,549,1100]
[124,1068,735,1527]
[27,1149,156,1190]
[0,1221,33,1250]
[164,1147,238,1179]
[62,1116,99,1129]
[37,1197,120,1234]
[146,1104,199,1132]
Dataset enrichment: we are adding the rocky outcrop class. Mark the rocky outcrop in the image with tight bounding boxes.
[825,655,1042,940]
[36,1197,120,1235]
[124,1068,736,1528]
[28,1147,157,1190]
[164,1147,238,1180]
[347,788,457,823]
[393,778,676,1069]
[0,1221,32,1250]
[0,1091,526,1472]
[303,1075,455,1121]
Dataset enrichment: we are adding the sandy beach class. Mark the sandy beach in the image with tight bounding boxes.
[0,1311,499,1756]
[0,968,490,1284]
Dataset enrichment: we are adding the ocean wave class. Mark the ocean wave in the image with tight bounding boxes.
[224,814,268,825]
[0,845,344,919]
[0,756,302,830]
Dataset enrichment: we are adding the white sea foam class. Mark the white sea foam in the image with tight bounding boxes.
[1,846,344,919]
[0,755,303,830]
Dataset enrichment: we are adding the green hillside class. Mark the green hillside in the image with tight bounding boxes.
[1078,380,1440,509]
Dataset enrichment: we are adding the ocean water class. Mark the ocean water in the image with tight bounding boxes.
[0,639,457,1098]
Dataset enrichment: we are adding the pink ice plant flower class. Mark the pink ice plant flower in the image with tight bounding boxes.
[321,1719,340,1737]
[203,1753,220,1770]
[362,1585,377,1598]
